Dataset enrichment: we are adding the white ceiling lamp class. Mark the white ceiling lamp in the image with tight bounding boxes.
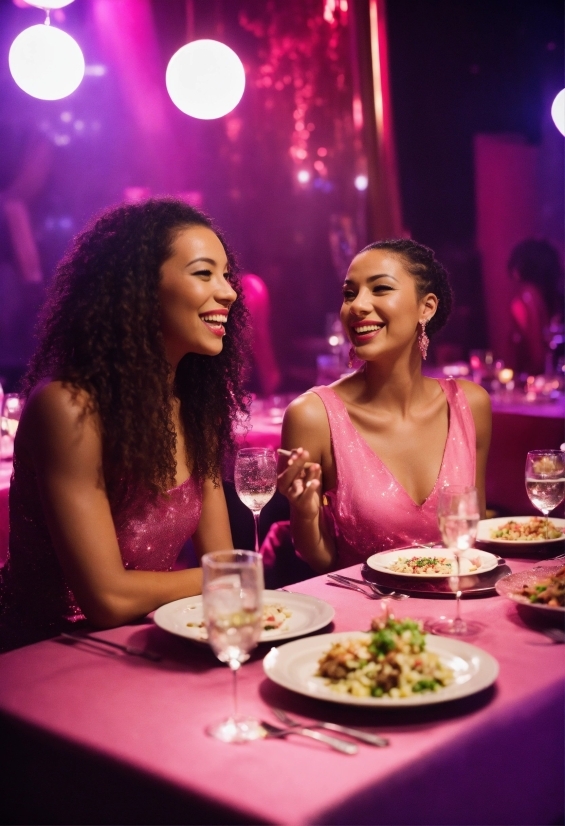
[9,17,84,100]
[20,0,75,8]
[551,89,565,137]
[166,39,245,120]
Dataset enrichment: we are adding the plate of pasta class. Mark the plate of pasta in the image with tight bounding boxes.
[366,548,498,578]
[477,516,565,546]
[495,566,565,613]
[154,590,335,643]
[263,617,499,707]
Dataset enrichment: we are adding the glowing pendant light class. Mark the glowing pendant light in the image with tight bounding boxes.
[166,39,245,120]
[551,89,565,137]
[9,16,85,101]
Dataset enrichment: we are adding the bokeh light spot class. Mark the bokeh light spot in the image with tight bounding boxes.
[354,174,369,191]
[166,39,245,120]
[9,24,85,100]
[551,89,565,136]
[297,170,310,184]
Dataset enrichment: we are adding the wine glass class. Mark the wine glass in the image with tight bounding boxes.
[426,485,482,637]
[525,450,565,539]
[234,448,277,553]
[202,550,264,743]
[1,394,23,462]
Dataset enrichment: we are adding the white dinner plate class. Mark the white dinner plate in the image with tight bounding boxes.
[154,590,335,644]
[495,566,565,614]
[366,548,498,578]
[263,631,499,707]
[477,516,565,546]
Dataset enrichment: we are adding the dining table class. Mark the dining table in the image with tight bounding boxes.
[0,552,563,825]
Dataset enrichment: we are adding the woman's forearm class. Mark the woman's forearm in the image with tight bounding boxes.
[289,507,335,574]
[81,567,203,628]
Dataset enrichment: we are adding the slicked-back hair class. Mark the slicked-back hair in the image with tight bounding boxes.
[359,239,453,337]
[23,198,250,506]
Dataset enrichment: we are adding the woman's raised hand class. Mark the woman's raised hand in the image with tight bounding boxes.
[277,447,322,519]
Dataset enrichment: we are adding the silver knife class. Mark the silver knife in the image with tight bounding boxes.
[59,632,162,661]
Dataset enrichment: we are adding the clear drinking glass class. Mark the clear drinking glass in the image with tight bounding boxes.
[202,550,264,743]
[0,393,23,462]
[426,485,482,637]
[234,448,277,553]
[525,450,565,539]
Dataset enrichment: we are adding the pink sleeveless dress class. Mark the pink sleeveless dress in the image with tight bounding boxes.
[0,448,202,651]
[312,379,476,567]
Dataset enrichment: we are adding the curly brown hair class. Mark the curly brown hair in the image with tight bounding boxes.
[361,239,453,338]
[22,198,251,505]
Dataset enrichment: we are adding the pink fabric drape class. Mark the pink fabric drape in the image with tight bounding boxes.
[350,0,403,240]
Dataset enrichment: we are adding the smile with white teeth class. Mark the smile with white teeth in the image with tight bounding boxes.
[353,323,384,334]
[200,312,228,336]
[200,314,227,324]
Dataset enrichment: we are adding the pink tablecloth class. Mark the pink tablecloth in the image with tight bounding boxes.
[0,556,563,825]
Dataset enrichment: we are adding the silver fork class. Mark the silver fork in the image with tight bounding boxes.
[328,573,408,600]
[326,573,382,599]
[260,720,358,754]
[273,708,389,747]
[359,573,410,600]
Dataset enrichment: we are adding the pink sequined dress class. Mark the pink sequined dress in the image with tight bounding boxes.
[0,448,202,651]
[313,379,476,567]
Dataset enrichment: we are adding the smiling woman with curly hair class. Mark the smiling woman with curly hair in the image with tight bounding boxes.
[0,198,250,651]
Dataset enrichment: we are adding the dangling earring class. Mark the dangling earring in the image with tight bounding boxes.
[418,320,429,360]
[348,346,356,369]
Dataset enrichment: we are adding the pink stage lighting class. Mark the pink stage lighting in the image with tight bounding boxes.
[551,89,565,136]
[9,23,84,100]
[166,39,245,120]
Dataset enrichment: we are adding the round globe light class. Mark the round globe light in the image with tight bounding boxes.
[166,39,245,120]
[551,89,565,137]
[22,0,75,8]
[9,24,85,101]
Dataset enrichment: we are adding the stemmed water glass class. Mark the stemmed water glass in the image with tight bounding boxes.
[234,448,277,553]
[525,450,565,540]
[202,550,264,743]
[0,394,23,461]
[426,485,482,637]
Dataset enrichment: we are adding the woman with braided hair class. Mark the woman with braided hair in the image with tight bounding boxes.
[277,239,491,572]
[0,198,249,650]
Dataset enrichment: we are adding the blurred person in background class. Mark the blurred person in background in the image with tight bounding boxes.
[241,273,281,397]
[277,240,491,573]
[507,239,563,376]
[0,198,249,651]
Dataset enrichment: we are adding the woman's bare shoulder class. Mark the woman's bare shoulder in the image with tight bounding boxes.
[281,390,330,455]
[24,380,96,428]
[454,378,491,413]
[20,381,102,462]
[284,389,329,425]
